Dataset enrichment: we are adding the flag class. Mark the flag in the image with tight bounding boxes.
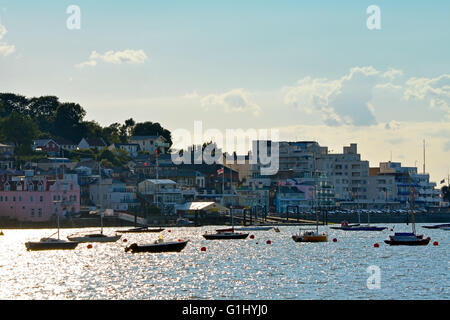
[441,179,446,184]
[217,168,224,175]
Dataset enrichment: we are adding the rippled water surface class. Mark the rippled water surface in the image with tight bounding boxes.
[0,224,448,299]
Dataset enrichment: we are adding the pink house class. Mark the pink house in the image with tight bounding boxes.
[0,174,80,222]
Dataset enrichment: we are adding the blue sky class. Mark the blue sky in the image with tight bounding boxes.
[1,1,449,183]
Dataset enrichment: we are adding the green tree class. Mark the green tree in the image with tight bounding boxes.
[0,93,28,117]
[27,95,59,133]
[52,102,87,142]
[132,121,172,149]
[0,112,39,165]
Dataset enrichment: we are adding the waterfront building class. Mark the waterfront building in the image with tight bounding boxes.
[89,178,138,212]
[377,161,441,209]
[0,143,14,170]
[0,170,80,221]
[137,179,183,214]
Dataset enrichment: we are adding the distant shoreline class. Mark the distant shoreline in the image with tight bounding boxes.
[1,211,450,229]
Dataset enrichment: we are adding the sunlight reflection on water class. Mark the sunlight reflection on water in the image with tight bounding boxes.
[0,224,448,299]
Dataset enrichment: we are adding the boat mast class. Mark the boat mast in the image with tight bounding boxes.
[408,173,416,234]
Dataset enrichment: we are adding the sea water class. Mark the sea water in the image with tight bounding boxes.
[0,224,448,299]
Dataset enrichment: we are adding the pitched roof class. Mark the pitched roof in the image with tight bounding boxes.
[129,135,166,142]
[82,138,107,147]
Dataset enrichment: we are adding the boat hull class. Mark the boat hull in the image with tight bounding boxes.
[203,233,249,240]
[67,234,121,243]
[25,241,79,251]
[234,226,273,231]
[292,235,328,242]
[384,238,430,246]
[125,241,188,253]
[422,224,450,229]
[116,228,165,233]
[330,226,387,231]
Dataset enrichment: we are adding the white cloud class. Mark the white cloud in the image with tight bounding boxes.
[76,49,148,68]
[403,74,450,117]
[0,23,15,57]
[283,66,380,126]
[182,91,200,99]
[382,68,403,81]
[200,88,261,116]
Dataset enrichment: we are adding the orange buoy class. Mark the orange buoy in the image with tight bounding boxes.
[178,239,183,242]
[433,241,438,246]
[123,239,128,242]
[168,230,171,232]
[374,243,379,248]
[266,240,271,245]
[332,238,337,242]
[250,235,255,239]
[201,247,206,251]
[87,244,93,249]
[256,242,259,244]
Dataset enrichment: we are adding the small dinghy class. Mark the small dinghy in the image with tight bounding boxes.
[125,237,188,253]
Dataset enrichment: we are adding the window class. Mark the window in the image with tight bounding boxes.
[31,209,35,217]
[38,208,42,217]
[40,196,43,202]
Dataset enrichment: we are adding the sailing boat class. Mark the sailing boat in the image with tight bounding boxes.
[67,164,121,243]
[203,207,249,240]
[26,171,79,251]
[67,210,121,243]
[292,171,328,243]
[292,210,328,242]
[384,173,430,246]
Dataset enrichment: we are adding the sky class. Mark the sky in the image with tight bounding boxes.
[0,0,449,185]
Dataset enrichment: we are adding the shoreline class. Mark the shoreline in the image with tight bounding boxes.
[1,211,450,229]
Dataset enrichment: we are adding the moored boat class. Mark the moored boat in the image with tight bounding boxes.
[292,229,328,242]
[125,238,189,253]
[203,232,249,240]
[422,224,450,229]
[384,173,430,246]
[67,233,121,243]
[26,237,79,251]
[234,226,273,231]
[116,226,165,233]
[384,233,430,246]
[331,224,387,231]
